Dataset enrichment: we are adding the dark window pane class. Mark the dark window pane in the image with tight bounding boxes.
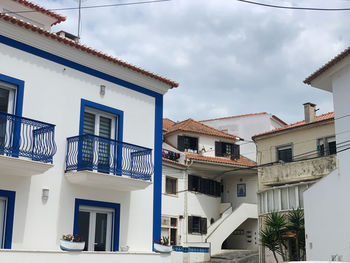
[166,177,177,195]
[94,213,108,251]
[278,147,292,162]
[328,141,337,155]
[0,88,9,113]
[77,211,90,251]
[192,216,201,233]
[170,228,177,245]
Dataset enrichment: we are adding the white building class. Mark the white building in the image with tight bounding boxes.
[201,113,286,161]
[303,46,350,261]
[162,118,258,259]
[0,0,177,262]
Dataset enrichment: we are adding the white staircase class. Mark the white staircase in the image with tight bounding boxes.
[206,203,258,256]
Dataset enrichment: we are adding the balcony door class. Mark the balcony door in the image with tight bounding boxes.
[77,206,113,251]
[0,82,16,153]
[0,197,6,248]
[82,107,116,172]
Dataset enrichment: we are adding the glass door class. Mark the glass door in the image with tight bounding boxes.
[0,198,7,248]
[82,108,116,172]
[77,206,113,251]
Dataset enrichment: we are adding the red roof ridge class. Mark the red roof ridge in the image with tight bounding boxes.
[185,153,256,167]
[10,0,66,25]
[304,45,350,85]
[200,112,287,125]
[253,112,334,139]
[165,118,239,140]
[0,13,178,88]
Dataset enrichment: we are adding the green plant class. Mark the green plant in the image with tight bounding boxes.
[62,234,83,242]
[287,209,306,261]
[161,236,169,245]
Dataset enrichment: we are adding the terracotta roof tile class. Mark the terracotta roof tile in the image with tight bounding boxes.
[0,13,178,88]
[165,118,238,140]
[253,112,334,139]
[200,112,287,125]
[10,0,66,25]
[304,46,350,85]
[163,118,175,131]
[185,153,256,167]
[162,158,187,168]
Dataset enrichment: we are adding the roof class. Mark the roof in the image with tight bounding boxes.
[253,112,334,139]
[185,153,256,167]
[200,112,287,125]
[164,118,238,140]
[163,118,175,131]
[304,46,350,85]
[162,158,187,168]
[0,13,179,88]
[10,0,66,25]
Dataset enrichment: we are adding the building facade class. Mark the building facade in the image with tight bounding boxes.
[201,113,286,161]
[253,104,336,263]
[162,118,258,259]
[0,0,177,262]
[303,44,350,261]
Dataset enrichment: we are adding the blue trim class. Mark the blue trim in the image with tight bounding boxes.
[0,35,164,251]
[152,94,163,249]
[0,73,25,157]
[0,189,16,249]
[73,198,120,252]
[172,246,210,253]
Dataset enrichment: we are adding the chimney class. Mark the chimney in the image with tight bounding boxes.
[303,102,316,123]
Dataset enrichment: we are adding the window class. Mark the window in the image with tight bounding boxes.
[318,136,336,156]
[177,135,198,153]
[166,177,177,195]
[161,216,178,245]
[188,216,207,235]
[215,141,240,159]
[188,175,221,197]
[277,145,293,162]
[0,81,16,114]
[237,183,246,197]
[74,199,120,251]
[0,190,15,249]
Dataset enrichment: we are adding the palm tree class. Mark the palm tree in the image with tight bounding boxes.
[287,209,305,260]
[260,212,288,262]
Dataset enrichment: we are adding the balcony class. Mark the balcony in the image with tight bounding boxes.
[0,111,56,177]
[65,134,153,191]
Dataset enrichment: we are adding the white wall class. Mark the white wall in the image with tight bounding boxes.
[222,172,258,209]
[0,20,166,253]
[202,114,285,161]
[304,63,350,261]
[224,218,258,250]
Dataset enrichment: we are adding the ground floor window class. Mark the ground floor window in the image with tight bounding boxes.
[0,190,15,249]
[188,216,207,235]
[161,216,178,245]
[74,199,120,251]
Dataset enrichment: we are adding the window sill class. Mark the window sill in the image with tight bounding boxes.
[164,193,178,198]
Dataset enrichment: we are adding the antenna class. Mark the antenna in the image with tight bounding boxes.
[78,0,82,39]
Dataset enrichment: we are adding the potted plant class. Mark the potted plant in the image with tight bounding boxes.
[153,236,172,253]
[60,234,85,251]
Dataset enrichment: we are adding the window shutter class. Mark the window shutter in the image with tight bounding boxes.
[178,136,185,151]
[188,175,193,191]
[215,141,222,156]
[188,216,193,234]
[194,138,199,152]
[83,112,95,135]
[201,218,207,235]
[232,144,240,159]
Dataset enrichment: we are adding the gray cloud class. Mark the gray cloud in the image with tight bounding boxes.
[36,0,347,124]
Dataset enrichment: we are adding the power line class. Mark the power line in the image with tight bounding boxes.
[1,0,171,15]
[236,0,350,11]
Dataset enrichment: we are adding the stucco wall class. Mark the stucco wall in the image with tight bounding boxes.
[0,22,164,252]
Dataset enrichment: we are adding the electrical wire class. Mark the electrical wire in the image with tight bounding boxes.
[236,0,350,11]
[0,0,172,15]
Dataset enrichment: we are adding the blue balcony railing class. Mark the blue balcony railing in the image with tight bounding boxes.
[65,134,153,181]
[0,111,56,163]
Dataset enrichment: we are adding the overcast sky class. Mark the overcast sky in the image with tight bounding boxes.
[35,0,350,124]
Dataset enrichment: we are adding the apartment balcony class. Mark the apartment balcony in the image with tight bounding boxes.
[65,134,153,191]
[259,155,338,187]
[0,111,56,177]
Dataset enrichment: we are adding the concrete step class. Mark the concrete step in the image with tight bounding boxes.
[208,250,259,263]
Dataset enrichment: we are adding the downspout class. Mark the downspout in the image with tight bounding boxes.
[184,158,194,244]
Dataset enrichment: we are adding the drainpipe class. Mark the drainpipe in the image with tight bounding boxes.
[184,159,194,244]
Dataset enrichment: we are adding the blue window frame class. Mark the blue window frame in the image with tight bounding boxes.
[0,189,16,249]
[73,198,120,251]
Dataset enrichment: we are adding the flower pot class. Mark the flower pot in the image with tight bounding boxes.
[60,239,85,251]
[154,243,172,253]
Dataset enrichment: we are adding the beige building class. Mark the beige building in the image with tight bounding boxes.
[252,103,337,263]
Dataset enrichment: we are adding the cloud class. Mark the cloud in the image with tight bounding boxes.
[37,0,345,123]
